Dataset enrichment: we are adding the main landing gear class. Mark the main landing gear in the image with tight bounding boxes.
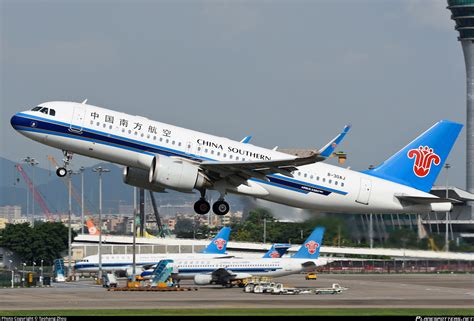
[194,190,230,216]
[56,150,73,177]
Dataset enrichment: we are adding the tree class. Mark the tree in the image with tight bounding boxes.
[0,222,74,265]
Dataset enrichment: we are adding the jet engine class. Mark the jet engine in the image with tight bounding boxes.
[123,167,166,193]
[148,155,208,192]
[194,274,213,285]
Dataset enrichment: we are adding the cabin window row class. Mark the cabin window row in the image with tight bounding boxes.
[296,171,345,187]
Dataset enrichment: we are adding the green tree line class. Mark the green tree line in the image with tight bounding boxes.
[0,222,75,265]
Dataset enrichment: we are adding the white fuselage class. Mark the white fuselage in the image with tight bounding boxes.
[11,101,447,214]
[74,253,230,273]
[150,257,329,280]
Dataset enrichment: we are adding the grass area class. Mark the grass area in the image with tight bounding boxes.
[1,309,473,316]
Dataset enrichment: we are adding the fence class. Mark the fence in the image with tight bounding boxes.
[317,259,474,274]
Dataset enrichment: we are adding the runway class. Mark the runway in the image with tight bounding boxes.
[1,273,473,311]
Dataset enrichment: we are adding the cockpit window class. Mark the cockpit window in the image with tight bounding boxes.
[49,109,56,116]
[39,107,48,114]
[31,106,42,111]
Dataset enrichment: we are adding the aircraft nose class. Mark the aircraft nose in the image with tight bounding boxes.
[10,113,20,129]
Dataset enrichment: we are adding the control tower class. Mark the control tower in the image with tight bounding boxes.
[447,0,474,217]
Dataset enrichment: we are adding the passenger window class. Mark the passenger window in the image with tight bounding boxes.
[304,173,307,178]
[49,109,56,116]
[341,182,345,187]
[40,107,48,114]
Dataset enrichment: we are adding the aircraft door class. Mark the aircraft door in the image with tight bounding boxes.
[356,178,372,205]
[70,105,86,133]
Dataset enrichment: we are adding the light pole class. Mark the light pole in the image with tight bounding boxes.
[132,187,137,282]
[67,169,80,279]
[20,156,38,225]
[263,218,267,244]
[22,262,26,287]
[445,163,451,252]
[40,259,44,285]
[79,166,85,234]
[9,260,13,288]
[93,166,110,282]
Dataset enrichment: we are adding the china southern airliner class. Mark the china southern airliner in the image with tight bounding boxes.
[10,101,462,216]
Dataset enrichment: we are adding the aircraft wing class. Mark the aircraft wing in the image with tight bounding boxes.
[199,152,323,181]
[199,124,350,183]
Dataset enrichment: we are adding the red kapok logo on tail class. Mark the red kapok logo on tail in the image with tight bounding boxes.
[407,146,441,178]
[305,240,320,255]
[270,251,280,258]
[213,238,227,250]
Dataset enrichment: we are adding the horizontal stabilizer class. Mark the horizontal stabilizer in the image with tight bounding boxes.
[395,194,462,204]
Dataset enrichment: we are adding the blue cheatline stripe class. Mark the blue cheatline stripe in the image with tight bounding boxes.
[12,113,347,196]
[75,262,157,269]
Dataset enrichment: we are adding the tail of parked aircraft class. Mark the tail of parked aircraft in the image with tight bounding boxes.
[263,243,291,258]
[86,217,100,235]
[365,120,463,192]
[200,227,231,254]
[292,227,325,259]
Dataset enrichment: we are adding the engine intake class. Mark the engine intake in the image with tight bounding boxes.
[148,155,207,192]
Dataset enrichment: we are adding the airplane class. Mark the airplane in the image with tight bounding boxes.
[136,243,291,275]
[10,101,462,216]
[74,227,232,274]
[262,243,291,258]
[140,227,327,287]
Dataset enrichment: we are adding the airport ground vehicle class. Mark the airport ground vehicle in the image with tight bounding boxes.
[305,273,317,280]
[314,283,346,294]
[102,273,118,288]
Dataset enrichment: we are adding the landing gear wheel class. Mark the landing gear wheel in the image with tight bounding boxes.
[212,200,230,216]
[56,167,68,177]
[194,199,211,215]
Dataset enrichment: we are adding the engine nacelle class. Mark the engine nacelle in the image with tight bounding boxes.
[193,274,213,285]
[148,155,207,192]
[123,167,166,193]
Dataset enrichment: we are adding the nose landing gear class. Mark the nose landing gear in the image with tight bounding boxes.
[56,150,73,177]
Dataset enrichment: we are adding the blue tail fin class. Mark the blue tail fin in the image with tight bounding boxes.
[364,120,463,192]
[200,227,231,254]
[263,243,291,258]
[292,227,325,259]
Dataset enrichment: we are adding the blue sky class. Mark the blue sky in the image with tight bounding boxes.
[0,0,467,188]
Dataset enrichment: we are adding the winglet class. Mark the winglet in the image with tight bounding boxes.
[318,124,351,158]
[81,99,88,104]
[200,227,231,254]
[240,136,252,144]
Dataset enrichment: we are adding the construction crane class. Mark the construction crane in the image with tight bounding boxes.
[15,164,55,221]
[47,155,99,235]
